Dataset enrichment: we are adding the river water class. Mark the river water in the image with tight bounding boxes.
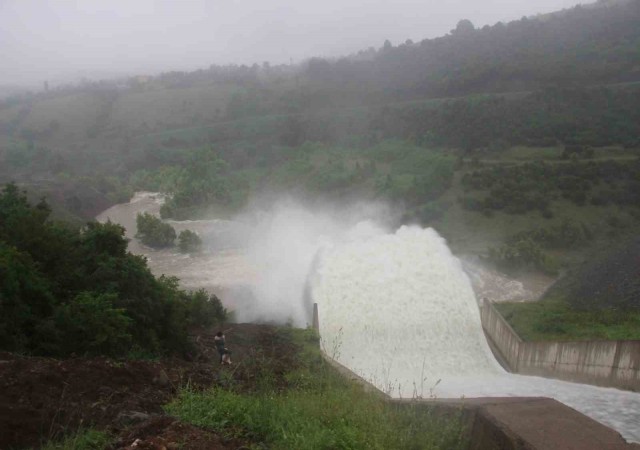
[96,192,257,312]
[97,193,640,443]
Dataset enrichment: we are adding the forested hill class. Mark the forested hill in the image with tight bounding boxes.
[0,1,639,226]
[304,0,640,101]
[0,0,638,322]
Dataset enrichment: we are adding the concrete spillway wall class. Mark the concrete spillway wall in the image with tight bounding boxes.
[481,300,640,392]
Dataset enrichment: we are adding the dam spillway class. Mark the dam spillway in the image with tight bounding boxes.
[312,225,640,443]
[313,225,502,393]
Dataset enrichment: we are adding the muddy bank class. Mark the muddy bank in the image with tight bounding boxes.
[0,323,298,450]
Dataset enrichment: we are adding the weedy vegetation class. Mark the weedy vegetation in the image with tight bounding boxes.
[166,328,468,450]
[36,429,111,450]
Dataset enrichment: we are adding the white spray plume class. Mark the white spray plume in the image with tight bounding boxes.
[231,196,393,326]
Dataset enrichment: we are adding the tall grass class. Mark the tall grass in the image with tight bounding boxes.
[496,299,640,341]
[37,429,111,450]
[165,328,468,450]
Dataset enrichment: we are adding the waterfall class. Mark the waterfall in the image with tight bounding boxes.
[313,225,502,396]
[312,224,640,442]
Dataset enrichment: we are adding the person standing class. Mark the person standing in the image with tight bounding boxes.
[214,331,232,365]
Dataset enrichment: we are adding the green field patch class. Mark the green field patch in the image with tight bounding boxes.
[495,300,640,341]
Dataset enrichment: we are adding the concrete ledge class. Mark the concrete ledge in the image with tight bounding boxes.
[319,353,639,448]
[392,397,640,450]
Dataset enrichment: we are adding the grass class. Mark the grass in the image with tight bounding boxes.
[37,429,111,450]
[489,145,563,161]
[495,299,640,341]
[165,328,468,450]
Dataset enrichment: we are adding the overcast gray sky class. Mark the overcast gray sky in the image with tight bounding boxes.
[0,0,582,87]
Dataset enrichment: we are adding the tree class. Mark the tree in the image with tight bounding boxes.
[183,289,228,327]
[136,212,176,248]
[453,19,475,35]
[54,292,133,356]
[81,221,128,258]
[178,229,202,253]
[0,242,55,352]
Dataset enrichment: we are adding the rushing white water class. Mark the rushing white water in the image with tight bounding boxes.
[314,226,502,391]
[462,257,555,303]
[313,225,640,443]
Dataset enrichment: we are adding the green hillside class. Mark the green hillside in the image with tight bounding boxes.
[0,0,638,317]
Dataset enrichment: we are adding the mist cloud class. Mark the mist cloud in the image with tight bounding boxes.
[1,0,581,86]
[232,196,394,326]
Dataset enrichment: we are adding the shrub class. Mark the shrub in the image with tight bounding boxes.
[136,212,176,248]
[184,289,228,327]
[54,292,133,356]
[507,220,589,249]
[488,238,559,275]
[178,229,202,253]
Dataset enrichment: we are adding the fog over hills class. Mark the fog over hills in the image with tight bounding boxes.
[2,0,584,87]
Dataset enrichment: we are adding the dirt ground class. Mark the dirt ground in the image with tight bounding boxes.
[0,323,299,450]
[111,416,250,450]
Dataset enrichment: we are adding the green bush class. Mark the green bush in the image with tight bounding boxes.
[136,212,176,248]
[178,229,202,253]
[461,159,640,215]
[183,289,228,327]
[507,220,591,249]
[0,242,56,352]
[54,292,133,356]
[487,238,559,275]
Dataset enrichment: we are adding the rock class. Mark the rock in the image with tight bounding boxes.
[116,410,151,426]
[153,369,170,387]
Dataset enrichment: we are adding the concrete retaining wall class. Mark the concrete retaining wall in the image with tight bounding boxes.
[481,301,640,391]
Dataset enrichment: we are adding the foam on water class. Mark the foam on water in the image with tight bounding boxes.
[314,225,502,391]
[313,225,640,443]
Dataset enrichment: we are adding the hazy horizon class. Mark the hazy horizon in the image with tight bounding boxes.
[1,0,583,87]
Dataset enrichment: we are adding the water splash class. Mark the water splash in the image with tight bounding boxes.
[313,225,640,443]
[313,225,502,395]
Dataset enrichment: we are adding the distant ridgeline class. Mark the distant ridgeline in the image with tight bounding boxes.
[301,0,640,98]
[1,0,639,148]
